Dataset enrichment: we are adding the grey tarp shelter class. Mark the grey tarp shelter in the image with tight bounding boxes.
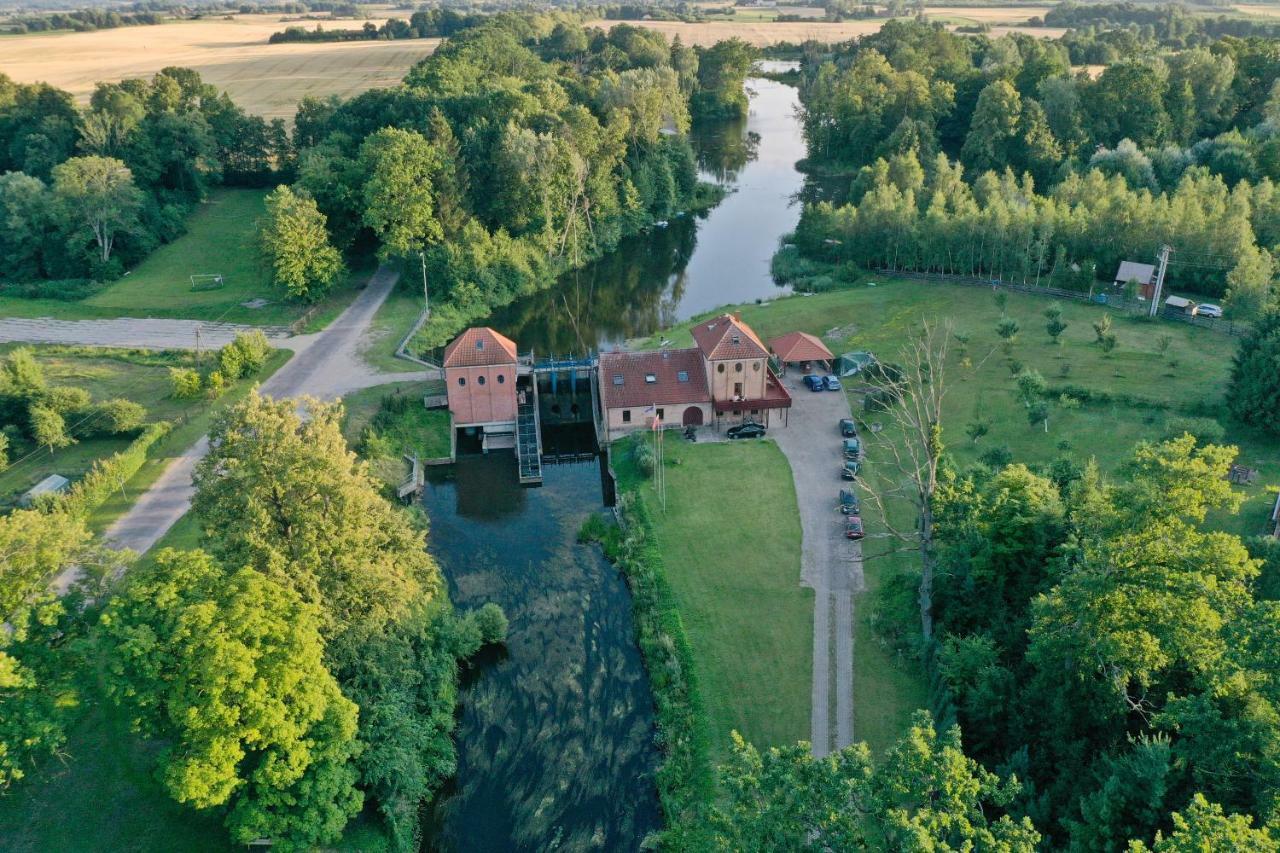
[835,351,876,377]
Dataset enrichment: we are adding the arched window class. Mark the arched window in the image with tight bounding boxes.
[717,363,725,373]
[735,362,743,372]
[457,377,466,386]
[753,361,761,372]
[478,375,486,386]
[497,373,506,384]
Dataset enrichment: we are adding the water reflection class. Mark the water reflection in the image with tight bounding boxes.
[488,68,808,354]
[422,455,661,851]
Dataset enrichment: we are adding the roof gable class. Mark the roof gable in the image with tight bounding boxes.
[769,331,833,363]
[691,314,769,361]
[442,327,518,368]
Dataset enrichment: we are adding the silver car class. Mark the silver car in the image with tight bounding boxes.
[1197,303,1223,318]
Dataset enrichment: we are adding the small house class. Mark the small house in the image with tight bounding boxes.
[20,474,69,507]
[1164,296,1198,316]
[1114,261,1157,299]
[599,348,711,437]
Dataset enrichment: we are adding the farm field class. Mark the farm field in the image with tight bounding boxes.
[0,14,439,120]
[0,189,365,327]
[606,6,1058,46]
[616,438,813,764]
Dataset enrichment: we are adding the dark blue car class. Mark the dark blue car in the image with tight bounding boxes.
[803,375,825,392]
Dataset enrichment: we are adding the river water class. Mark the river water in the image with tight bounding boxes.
[488,65,808,355]
[421,68,807,851]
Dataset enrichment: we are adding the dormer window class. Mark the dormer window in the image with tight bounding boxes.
[613,374,624,385]
[645,373,657,384]
[476,339,484,350]
[677,371,689,382]
[731,334,740,345]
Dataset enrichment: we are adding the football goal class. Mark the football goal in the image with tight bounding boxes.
[190,273,226,292]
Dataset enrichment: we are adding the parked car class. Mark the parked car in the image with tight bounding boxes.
[824,375,842,391]
[839,418,857,437]
[840,459,860,480]
[844,515,865,540]
[727,421,766,440]
[1197,303,1224,318]
[803,375,825,392]
[842,438,861,459]
[839,489,859,514]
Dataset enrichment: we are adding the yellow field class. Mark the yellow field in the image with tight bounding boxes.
[0,14,438,120]
[606,7,1059,47]
[1234,3,1280,15]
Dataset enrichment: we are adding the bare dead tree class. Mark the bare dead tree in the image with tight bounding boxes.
[855,319,951,642]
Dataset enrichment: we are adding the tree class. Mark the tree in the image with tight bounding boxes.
[50,155,141,265]
[710,711,1040,850]
[691,38,756,120]
[0,510,119,786]
[1045,302,1069,343]
[100,549,362,848]
[1093,312,1113,344]
[857,321,950,639]
[28,403,71,453]
[1227,310,1280,435]
[962,81,1023,176]
[0,171,53,281]
[359,127,444,259]
[1224,244,1275,319]
[192,391,437,654]
[259,184,343,301]
[997,317,1020,353]
[1129,794,1279,852]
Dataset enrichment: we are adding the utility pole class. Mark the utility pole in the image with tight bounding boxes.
[1149,244,1172,319]
[194,326,201,366]
[419,251,429,316]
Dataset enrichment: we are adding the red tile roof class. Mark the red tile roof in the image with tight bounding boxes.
[691,313,769,361]
[442,327,518,368]
[599,348,709,410]
[713,369,792,412]
[769,331,833,363]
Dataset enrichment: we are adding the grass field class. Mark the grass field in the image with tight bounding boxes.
[340,379,450,485]
[0,189,366,326]
[617,437,813,764]
[639,277,1279,748]
[0,14,439,120]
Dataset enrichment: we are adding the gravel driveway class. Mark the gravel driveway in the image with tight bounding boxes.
[771,373,863,757]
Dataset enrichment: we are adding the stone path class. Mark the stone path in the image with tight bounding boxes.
[0,317,292,350]
[53,265,437,591]
[771,374,863,757]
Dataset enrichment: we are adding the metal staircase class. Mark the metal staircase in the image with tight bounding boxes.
[516,376,543,485]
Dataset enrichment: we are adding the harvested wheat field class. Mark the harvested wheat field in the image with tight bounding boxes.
[0,15,439,120]
[608,9,1058,47]
[1234,4,1280,16]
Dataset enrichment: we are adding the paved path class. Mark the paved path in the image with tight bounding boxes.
[0,317,292,350]
[771,375,863,757]
[53,266,437,590]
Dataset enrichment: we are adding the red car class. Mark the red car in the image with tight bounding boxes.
[844,515,865,540]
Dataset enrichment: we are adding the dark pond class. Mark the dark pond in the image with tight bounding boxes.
[488,64,810,355]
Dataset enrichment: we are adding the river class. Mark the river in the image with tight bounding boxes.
[488,64,808,355]
[421,67,807,851]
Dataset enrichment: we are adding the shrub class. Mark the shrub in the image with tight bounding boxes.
[634,442,656,478]
[58,422,171,517]
[204,370,228,397]
[0,432,8,472]
[41,385,91,414]
[230,330,271,375]
[472,602,509,646]
[169,367,202,399]
[979,445,1013,469]
[1163,416,1226,445]
[217,343,245,381]
[90,398,147,435]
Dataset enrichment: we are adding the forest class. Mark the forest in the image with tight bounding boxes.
[781,19,1280,314]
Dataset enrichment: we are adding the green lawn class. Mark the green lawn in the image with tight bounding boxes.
[0,190,366,328]
[617,437,812,764]
[641,276,1279,751]
[340,380,450,485]
[358,268,428,373]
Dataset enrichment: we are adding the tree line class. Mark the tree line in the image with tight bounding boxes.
[259,13,756,345]
[784,19,1279,311]
[1,389,506,849]
[0,68,290,285]
[268,7,486,43]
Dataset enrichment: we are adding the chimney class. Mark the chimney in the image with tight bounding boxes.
[733,311,741,322]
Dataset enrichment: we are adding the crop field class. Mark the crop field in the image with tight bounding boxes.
[0,14,439,120]
[608,7,1058,46]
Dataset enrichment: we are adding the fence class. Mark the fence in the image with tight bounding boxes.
[877,270,1252,338]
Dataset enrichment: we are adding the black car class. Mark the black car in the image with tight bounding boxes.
[839,418,857,437]
[839,489,859,514]
[727,421,766,440]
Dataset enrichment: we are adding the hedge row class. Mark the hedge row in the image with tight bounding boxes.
[47,421,172,518]
[598,492,716,848]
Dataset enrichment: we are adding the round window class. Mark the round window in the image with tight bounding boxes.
[478,375,486,386]
[753,362,761,372]
[457,377,466,386]
[717,364,725,373]
[735,363,743,373]
[497,374,505,384]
